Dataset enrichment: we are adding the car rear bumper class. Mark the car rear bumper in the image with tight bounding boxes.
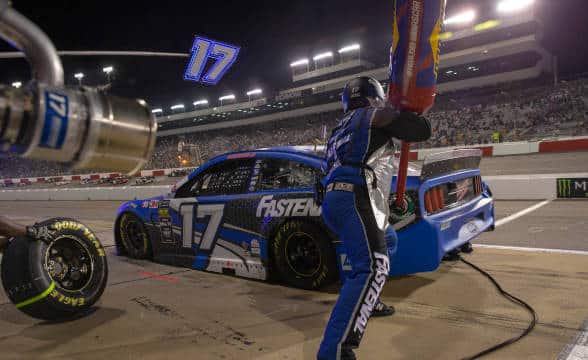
[389,193,495,276]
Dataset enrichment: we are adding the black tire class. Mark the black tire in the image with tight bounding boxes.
[272,220,338,290]
[118,213,152,259]
[1,218,108,321]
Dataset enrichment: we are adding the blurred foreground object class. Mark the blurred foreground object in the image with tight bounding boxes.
[388,0,445,209]
[0,0,156,174]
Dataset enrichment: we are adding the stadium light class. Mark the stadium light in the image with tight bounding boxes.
[193,99,209,107]
[247,88,262,102]
[219,94,236,101]
[497,0,535,13]
[444,10,476,25]
[313,51,333,61]
[170,104,185,111]
[246,88,262,96]
[151,108,163,114]
[11,81,22,88]
[219,94,236,106]
[338,44,360,54]
[102,66,114,83]
[290,58,309,67]
[74,72,84,85]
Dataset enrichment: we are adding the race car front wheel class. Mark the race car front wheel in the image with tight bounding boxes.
[1,218,108,321]
[118,213,152,259]
[272,221,338,290]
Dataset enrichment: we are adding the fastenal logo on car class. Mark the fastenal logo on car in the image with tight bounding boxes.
[256,195,321,218]
[557,178,588,198]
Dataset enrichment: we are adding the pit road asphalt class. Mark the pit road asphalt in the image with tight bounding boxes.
[0,152,587,359]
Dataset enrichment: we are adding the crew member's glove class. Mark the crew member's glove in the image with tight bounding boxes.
[392,111,432,142]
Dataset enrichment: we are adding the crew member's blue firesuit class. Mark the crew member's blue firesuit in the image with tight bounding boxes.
[317,77,431,360]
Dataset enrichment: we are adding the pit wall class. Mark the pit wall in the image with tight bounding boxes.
[414,136,588,161]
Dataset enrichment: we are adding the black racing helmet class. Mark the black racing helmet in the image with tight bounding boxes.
[341,76,386,113]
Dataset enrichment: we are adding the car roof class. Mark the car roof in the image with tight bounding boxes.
[210,146,325,164]
[258,146,325,160]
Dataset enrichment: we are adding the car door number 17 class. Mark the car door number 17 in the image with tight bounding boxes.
[178,203,225,251]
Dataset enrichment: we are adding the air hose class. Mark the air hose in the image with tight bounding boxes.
[458,255,537,359]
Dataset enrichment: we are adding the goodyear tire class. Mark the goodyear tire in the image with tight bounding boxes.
[1,218,108,321]
[272,220,338,290]
[118,213,152,259]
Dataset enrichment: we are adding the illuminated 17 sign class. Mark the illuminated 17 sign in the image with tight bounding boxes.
[184,36,240,85]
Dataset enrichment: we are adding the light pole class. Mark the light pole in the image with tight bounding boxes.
[74,72,84,86]
[102,66,114,83]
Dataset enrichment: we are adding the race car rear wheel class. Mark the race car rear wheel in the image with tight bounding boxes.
[272,221,338,290]
[1,218,108,321]
[118,213,152,259]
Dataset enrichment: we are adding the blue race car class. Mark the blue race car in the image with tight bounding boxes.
[114,146,494,289]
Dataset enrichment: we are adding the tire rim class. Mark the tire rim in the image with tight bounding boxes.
[44,236,94,292]
[284,231,322,277]
[121,216,147,252]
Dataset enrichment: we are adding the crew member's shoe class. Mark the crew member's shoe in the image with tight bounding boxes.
[460,241,474,254]
[341,348,357,360]
[371,300,396,317]
[443,249,460,261]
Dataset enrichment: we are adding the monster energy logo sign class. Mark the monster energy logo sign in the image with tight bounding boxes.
[557,178,588,198]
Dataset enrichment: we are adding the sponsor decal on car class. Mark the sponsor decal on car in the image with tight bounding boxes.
[256,195,321,218]
[159,217,174,244]
[250,239,261,257]
[340,254,352,271]
[158,209,169,217]
[149,200,159,209]
[466,221,478,235]
[440,220,451,231]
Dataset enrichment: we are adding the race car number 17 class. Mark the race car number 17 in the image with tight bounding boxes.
[178,204,225,251]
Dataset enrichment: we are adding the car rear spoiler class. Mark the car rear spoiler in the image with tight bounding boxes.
[420,149,482,181]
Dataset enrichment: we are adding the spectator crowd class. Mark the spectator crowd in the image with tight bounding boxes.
[2,78,587,179]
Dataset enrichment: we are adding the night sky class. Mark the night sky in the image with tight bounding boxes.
[1,0,587,110]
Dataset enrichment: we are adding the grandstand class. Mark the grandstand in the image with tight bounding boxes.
[156,12,551,133]
[2,8,587,179]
